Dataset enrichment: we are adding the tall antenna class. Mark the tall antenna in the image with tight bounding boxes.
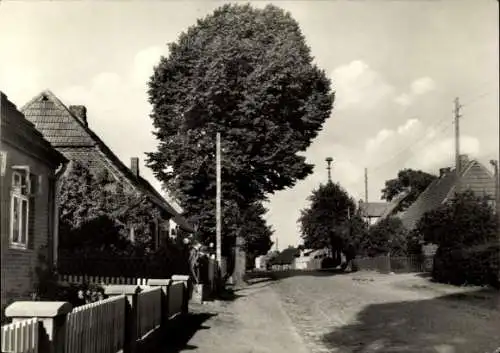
[326,157,333,183]
[364,168,368,203]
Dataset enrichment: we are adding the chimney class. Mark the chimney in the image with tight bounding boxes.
[130,157,139,177]
[69,105,88,126]
[439,167,452,177]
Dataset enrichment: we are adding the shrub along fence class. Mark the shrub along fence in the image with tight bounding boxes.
[1,275,190,353]
[353,255,431,274]
[57,255,189,279]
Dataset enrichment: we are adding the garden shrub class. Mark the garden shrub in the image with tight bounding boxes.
[417,190,499,288]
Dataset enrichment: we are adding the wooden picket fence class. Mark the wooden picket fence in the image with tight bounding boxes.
[166,281,185,319]
[64,294,127,353]
[1,277,190,353]
[136,287,162,340]
[58,274,149,286]
[353,255,431,273]
[1,318,43,353]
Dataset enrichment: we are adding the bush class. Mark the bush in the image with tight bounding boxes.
[321,257,340,269]
[433,244,499,288]
[418,190,499,288]
[36,283,107,307]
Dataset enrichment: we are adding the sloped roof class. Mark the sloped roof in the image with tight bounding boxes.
[1,91,66,166]
[378,189,411,220]
[21,91,95,147]
[21,90,193,232]
[398,159,493,231]
[398,171,457,230]
[359,202,390,217]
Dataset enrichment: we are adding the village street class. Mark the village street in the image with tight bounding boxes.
[168,273,500,353]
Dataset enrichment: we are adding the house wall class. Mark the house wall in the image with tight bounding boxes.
[1,144,56,310]
[457,162,496,200]
[56,146,166,249]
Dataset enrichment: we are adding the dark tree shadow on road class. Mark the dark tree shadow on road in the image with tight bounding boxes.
[158,313,217,353]
[321,288,500,353]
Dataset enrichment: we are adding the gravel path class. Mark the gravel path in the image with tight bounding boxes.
[172,280,310,353]
[272,272,500,353]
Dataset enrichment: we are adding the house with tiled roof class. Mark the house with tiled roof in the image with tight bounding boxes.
[399,154,496,232]
[20,90,194,250]
[359,189,411,225]
[1,91,67,314]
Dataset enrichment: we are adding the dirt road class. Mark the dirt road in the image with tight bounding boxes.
[162,280,310,353]
[272,272,500,353]
[161,272,499,353]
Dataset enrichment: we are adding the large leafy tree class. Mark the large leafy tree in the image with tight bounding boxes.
[381,169,437,212]
[361,217,409,257]
[146,4,334,285]
[416,190,499,287]
[298,182,357,266]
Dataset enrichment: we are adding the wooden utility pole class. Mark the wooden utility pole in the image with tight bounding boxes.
[364,168,368,203]
[490,160,500,216]
[454,97,462,190]
[216,132,222,269]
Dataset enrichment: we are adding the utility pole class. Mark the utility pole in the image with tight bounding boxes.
[326,157,333,183]
[491,159,500,284]
[454,97,462,191]
[490,159,500,217]
[364,168,368,203]
[216,132,222,270]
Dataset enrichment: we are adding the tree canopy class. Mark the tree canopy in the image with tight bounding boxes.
[146,3,334,272]
[361,217,409,257]
[381,169,437,212]
[298,182,357,257]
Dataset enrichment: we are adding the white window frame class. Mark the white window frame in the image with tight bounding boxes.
[10,171,30,249]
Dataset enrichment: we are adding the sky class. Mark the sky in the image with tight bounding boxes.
[1,1,498,250]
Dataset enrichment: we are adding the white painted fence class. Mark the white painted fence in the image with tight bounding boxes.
[1,318,41,353]
[58,274,149,286]
[2,275,190,353]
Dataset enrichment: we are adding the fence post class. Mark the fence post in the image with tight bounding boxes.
[104,285,141,353]
[5,301,72,353]
[147,279,172,330]
[171,275,190,314]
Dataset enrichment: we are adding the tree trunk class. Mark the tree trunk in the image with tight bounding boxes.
[231,234,247,288]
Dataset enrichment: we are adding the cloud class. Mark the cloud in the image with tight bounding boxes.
[394,93,412,107]
[331,60,395,111]
[394,76,436,107]
[0,66,44,106]
[132,46,169,87]
[411,77,436,95]
[55,47,172,195]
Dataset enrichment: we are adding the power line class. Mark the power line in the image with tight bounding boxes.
[368,116,452,174]
[461,91,495,107]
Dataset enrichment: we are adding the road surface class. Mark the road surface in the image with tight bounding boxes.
[162,272,500,353]
[272,272,500,353]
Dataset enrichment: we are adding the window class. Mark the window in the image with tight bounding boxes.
[10,169,36,250]
[10,171,30,249]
